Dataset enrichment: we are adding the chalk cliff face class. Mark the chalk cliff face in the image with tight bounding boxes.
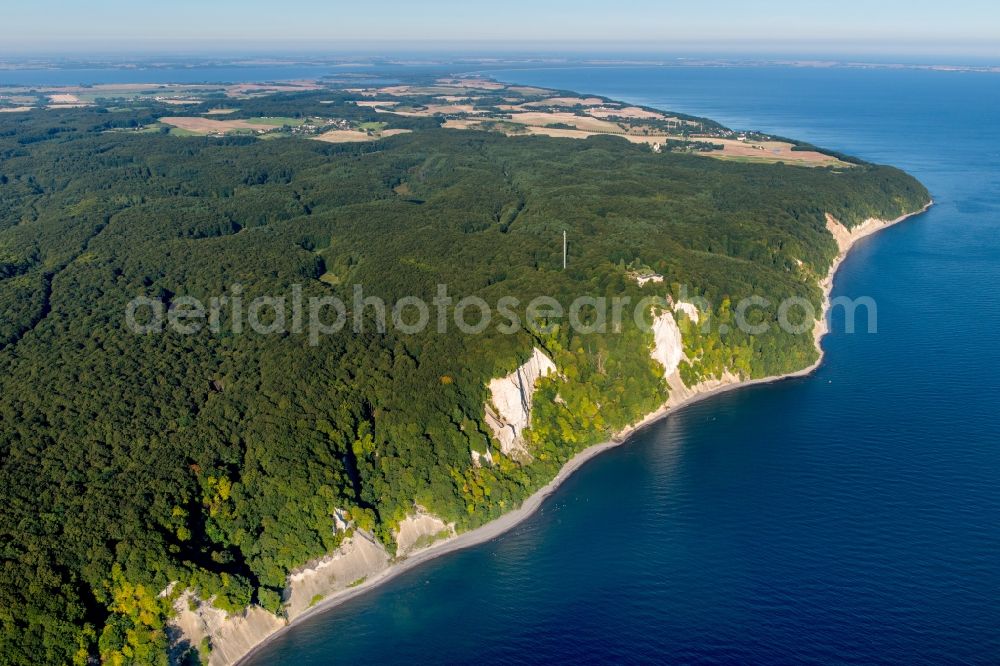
[168,532,394,665]
[168,512,461,665]
[394,512,455,557]
[649,311,684,378]
[169,591,285,666]
[484,347,557,458]
[825,213,905,256]
[674,300,700,324]
[470,448,494,467]
[283,533,390,619]
[647,306,742,408]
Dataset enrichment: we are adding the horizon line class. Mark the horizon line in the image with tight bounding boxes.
[1,37,999,59]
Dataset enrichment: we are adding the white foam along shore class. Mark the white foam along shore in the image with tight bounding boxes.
[233,200,932,666]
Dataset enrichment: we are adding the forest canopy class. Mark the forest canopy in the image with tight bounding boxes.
[0,78,930,664]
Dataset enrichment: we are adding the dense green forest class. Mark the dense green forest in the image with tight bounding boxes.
[0,84,929,664]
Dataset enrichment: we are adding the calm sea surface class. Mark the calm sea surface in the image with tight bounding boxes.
[161,64,1000,664]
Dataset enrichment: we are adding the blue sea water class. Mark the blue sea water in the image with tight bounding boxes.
[243,64,994,664]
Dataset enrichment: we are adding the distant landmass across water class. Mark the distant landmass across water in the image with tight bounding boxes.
[243,64,1000,664]
[2,56,998,87]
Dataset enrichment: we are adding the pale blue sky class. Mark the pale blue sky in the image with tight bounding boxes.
[4,0,998,57]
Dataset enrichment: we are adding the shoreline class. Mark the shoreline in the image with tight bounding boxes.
[235,200,933,665]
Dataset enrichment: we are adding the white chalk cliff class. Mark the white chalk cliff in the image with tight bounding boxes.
[825,213,887,254]
[393,512,455,556]
[168,532,393,665]
[484,347,557,458]
[470,448,494,467]
[649,311,684,378]
[674,300,700,324]
[645,306,742,408]
[168,591,285,666]
[283,533,390,619]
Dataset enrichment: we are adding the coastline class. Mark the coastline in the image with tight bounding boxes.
[234,200,932,665]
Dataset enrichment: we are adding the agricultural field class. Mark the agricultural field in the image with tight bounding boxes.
[158,116,285,134]
[314,128,411,143]
[346,77,853,167]
[159,115,314,136]
[505,111,624,133]
[0,75,852,166]
[244,116,307,126]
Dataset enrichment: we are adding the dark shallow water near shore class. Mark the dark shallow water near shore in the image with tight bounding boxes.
[247,65,1000,664]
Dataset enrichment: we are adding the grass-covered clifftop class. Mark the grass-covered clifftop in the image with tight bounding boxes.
[0,79,929,664]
